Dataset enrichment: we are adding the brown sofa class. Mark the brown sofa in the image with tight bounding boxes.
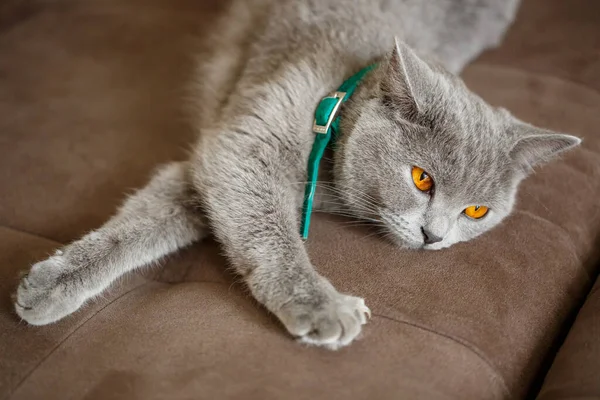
[1,0,599,399]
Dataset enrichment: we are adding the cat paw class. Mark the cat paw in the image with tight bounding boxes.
[14,254,86,326]
[278,292,371,350]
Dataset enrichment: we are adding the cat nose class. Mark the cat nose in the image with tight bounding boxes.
[421,227,443,245]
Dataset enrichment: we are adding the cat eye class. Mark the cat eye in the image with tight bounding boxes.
[411,166,433,192]
[464,205,489,219]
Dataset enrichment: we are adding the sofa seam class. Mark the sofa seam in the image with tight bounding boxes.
[588,283,600,297]
[373,313,510,398]
[0,224,64,246]
[5,280,237,399]
[6,281,152,399]
[513,209,596,284]
[473,63,600,98]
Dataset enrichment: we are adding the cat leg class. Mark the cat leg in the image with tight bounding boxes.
[15,162,208,326]
[196,130,370,350]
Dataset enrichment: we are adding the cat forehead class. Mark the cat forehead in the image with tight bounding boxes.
[406,116,515,202]
[425,144,516,208]
[419,130,512,186]
[426,87,499,132]
[420,91,513,154]
[405,102,510,162]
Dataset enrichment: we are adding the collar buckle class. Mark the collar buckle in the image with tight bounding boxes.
[312,91,346,134]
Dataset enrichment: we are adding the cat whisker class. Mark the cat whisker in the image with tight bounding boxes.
[319,209,382,224]
[319,200,378,216]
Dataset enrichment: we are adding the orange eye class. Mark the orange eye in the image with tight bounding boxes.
[411,166,433,192]
[464,205,489,219]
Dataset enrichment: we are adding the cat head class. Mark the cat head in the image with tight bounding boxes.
[335,39,580,250]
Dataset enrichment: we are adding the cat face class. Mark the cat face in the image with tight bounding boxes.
[335,40,580,250]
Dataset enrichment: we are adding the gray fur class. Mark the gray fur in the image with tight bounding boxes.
[15,0,580,349]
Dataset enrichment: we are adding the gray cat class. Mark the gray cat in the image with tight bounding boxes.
[14,0,580,349]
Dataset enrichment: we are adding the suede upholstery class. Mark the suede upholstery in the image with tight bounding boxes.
[538,279,600,400]
[1,0,599,399]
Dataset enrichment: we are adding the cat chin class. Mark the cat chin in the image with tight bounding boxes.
[388,234,424,250]
[423,242,452,251]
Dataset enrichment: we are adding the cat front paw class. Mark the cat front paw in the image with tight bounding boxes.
[14,254,86,326]
[278,292,371,350]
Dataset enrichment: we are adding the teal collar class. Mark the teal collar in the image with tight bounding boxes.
[300,64,376,240]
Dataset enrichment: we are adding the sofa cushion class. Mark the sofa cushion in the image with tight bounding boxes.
[0,227,147,396]
[537,278,600,400]
[1,0,599,399]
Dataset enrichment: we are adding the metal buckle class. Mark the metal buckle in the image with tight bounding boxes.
[312,91,346,134]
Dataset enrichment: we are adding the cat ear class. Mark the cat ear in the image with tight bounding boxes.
[509,123,581,173]
[381,37,437,120]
